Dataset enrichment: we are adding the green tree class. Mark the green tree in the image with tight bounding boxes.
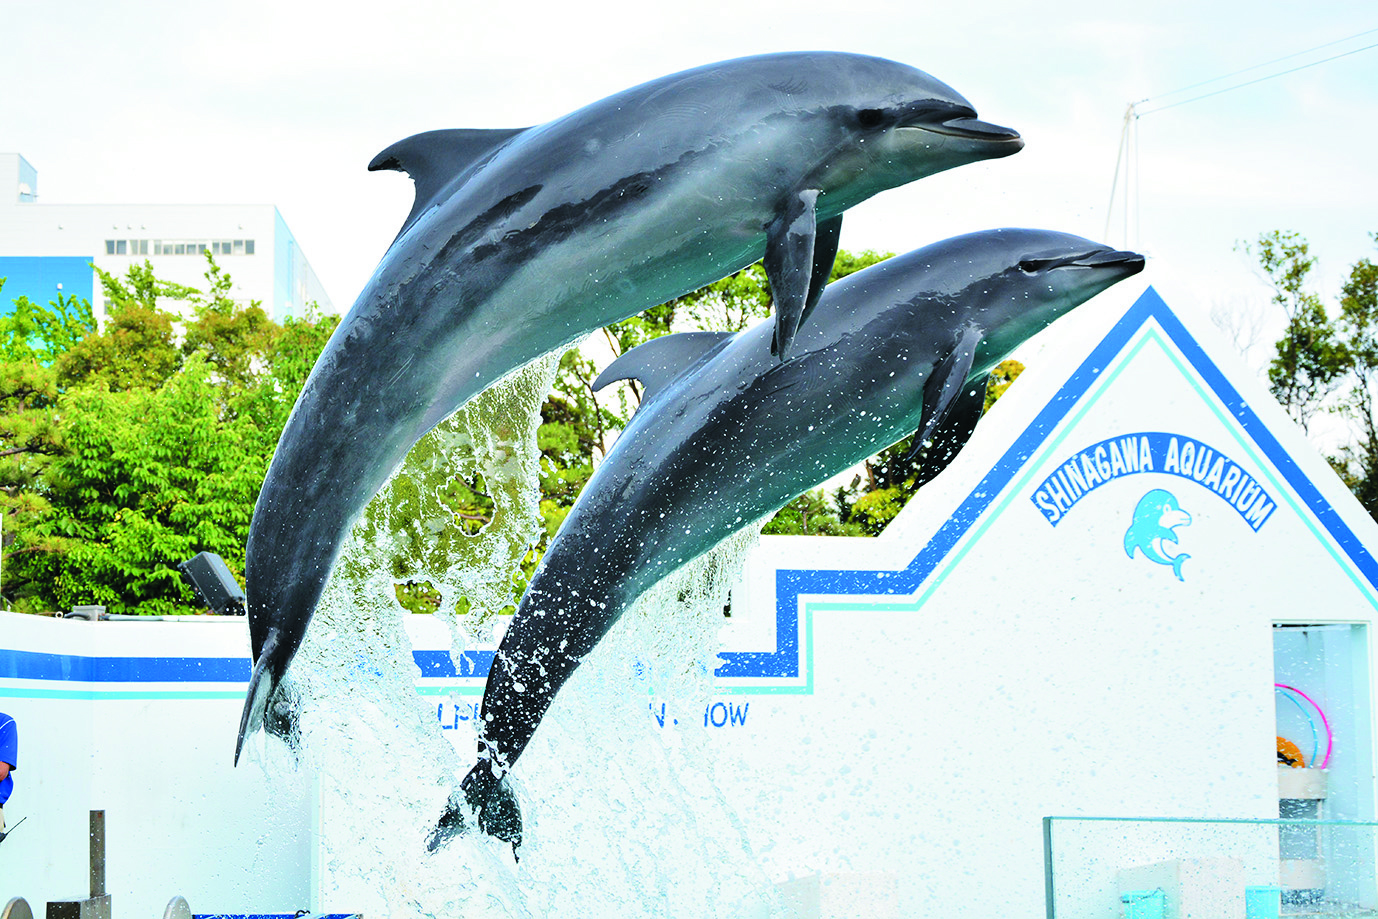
[1,258,338,613]
[26,356,269,614]
[0,279,98,609]
[1244,231,1351,434]
[0,288,96,365]
[1243,230,1378,522]
[1329,234,1378,514]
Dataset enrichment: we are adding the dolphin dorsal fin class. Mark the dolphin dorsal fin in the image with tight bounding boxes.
[592,331,736,406]
[368,127,530,241]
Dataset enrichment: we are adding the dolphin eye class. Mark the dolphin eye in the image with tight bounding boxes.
[1018,260,1040,274]
[857,108,885,128]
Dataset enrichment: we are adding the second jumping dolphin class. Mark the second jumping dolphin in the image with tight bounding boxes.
[238,52,1022,759]
[431,228,1144,851]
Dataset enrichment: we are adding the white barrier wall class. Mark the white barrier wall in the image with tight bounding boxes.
[3,287,1377,917]
[0,614,314,915]
[696,286,1378,915]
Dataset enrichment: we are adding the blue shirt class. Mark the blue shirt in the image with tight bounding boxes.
[0,713,15,805]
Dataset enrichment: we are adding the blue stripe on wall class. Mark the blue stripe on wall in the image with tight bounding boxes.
[0,648,495,684]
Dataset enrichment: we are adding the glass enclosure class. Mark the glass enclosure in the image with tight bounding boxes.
[1043,816,1378,918]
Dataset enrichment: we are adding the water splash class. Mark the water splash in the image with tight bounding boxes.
[267,355,782,917]
[343,351,561,639]
[507,525,778,918]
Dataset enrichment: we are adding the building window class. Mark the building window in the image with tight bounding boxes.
[151,239,255,256]
[104,240,150,256]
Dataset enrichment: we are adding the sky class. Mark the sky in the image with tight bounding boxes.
[2,0,1376,374]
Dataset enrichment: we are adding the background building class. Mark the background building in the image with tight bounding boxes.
[0,153,333,321]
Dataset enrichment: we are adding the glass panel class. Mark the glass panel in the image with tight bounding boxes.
[244,239,254,255]
[1045,816,1378,918]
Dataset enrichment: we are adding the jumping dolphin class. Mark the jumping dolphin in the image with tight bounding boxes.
[430,229,1145,851]
[237,52,1023,759]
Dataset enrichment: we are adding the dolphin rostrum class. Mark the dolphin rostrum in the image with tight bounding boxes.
[431,229,1145,851]
[238,52,1023,759]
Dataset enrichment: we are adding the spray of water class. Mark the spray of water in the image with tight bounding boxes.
[269,354,782,917]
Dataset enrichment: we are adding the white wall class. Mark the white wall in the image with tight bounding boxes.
[0,613,314,915]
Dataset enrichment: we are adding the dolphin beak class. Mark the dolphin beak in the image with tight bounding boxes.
[925,117,1022,145]
[1073,249,1146,274]
[894,101,1022,153]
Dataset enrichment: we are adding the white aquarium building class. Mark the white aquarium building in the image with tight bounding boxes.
[0,152,333,321]
[2,286,1377,918]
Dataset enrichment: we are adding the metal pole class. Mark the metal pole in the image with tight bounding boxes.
[89,811,105,899]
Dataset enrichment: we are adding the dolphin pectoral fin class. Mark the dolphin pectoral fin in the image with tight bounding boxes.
[907,326,983,485]
[592,331,736,407]
[802,214,843,329]
[765,189,824,360]
[910,371,989,488]
[369,127,531,240]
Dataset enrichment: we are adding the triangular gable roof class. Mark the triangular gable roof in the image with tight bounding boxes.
[714,286,1378,691]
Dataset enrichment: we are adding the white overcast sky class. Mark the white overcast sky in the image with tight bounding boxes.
[2,0,1376,361]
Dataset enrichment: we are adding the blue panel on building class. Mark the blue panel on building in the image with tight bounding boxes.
[0,256,94,313]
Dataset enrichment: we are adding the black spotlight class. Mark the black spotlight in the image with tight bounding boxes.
[178,551,246,615]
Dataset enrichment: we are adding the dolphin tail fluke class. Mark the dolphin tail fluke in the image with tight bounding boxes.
[235,655,273,765]
[1171,552,1190,581]
[235,652,301,765]
[426,790,470,853]
[428,765,524,859]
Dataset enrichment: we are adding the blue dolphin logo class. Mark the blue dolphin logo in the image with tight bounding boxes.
[1124,489,1192,581]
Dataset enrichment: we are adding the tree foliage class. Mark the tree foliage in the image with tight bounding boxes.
[1326,234,1378,515]
[1243,231,1350,433]
[1245,230,1378,520]
[0,255,338,613]
[3,244,1042,616]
